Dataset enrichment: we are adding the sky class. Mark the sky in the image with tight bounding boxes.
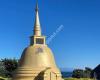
[0,0,100,69]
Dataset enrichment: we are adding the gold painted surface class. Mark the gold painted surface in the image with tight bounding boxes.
[12,45,63,80]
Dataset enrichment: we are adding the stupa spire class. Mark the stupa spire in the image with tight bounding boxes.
[34,1,41,36]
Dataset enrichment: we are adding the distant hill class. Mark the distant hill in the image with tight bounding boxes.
[60,68,74,78]
[61,71,73,78]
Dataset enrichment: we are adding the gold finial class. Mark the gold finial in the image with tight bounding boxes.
[35,0,39,12]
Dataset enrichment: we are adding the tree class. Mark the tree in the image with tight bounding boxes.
[84,67,92,78]
[1,58,18,77]
[72,67,92,78]
[0,61,6,77]
[91,64,100,79]
[72,69,84,78]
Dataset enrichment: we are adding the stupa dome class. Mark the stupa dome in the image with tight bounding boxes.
[19,45,58,70]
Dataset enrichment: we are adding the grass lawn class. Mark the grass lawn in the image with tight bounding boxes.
[0,77,11,80]
[0,77,94,80]
[64,78,94,80]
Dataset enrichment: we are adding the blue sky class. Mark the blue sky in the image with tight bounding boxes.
[0,0,100,69]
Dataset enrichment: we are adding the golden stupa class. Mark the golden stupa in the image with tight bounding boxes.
[12,2,63,80]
